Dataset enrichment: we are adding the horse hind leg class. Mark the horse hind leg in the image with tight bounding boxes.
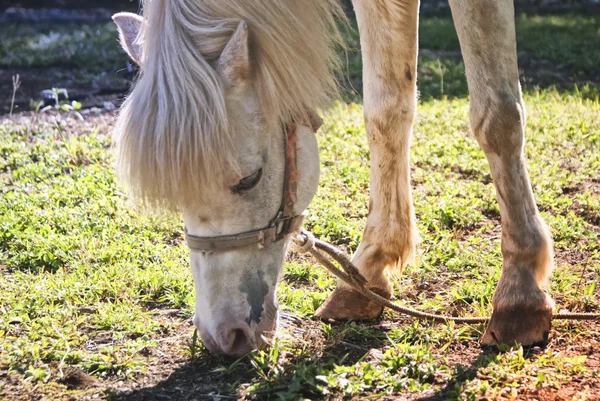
[449,0,554,345]
[316,0,420,321]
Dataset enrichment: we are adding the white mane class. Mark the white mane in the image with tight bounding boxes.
[113,0,343,208]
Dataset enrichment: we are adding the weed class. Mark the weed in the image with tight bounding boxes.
[10,74,20,116]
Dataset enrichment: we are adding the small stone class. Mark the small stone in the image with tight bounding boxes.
[103,102,116,111]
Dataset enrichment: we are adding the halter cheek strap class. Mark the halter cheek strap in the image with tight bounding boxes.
[185,118,314,252]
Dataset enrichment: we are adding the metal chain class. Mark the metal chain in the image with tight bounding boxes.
[291,229,600,324]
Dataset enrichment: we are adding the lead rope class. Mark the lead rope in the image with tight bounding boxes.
[291,229,600,324]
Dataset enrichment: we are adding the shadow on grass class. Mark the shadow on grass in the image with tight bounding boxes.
[340,51,600,104]
[2,12,599,114]
[340,13,600,103]
[114,321,556,401]
[114,321,390,401]
[415,349,498,401]
[114,325,554,401]
[416,343,549,401]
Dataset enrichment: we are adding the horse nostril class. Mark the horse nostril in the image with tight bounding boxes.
[220,326,255,357]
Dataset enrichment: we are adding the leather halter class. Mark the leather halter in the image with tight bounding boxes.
[185,117,320,252]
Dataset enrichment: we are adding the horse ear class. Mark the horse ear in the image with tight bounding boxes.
[112,12,144,65]
[217,21,251,88]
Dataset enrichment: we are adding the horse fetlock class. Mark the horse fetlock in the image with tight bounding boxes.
[494,261,553,305]
[314,242,397,321]
[316,221,418,321]
[360,217,418,272]
[314,284,391,321]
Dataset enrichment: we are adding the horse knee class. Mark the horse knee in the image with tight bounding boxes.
[364,99,415,144]
[469,88,526,156]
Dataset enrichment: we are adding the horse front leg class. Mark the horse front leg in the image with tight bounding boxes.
[449,0,554,345]
[316,0,420,320]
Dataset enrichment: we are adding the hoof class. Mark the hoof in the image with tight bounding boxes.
[481,305,553,347]
[315,286,390,321]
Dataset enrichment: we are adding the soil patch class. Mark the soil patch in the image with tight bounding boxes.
[0,66,133,115]
[56,368,98,390]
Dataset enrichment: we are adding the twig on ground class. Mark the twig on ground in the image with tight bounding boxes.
[574,261,588,297]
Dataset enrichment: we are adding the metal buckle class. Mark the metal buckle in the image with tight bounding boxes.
[271,215,293,239]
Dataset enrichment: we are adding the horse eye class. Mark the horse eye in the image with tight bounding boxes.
[232,168,263,194]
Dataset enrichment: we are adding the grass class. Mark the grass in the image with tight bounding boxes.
[340,13,600,101]
[1,12,600,401]
[0,22,132,109]
[0,22,128,71]
[420,14,600,74]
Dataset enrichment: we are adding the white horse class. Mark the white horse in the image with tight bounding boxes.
[112,0,554,357]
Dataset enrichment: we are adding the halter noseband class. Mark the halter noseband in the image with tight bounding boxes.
[185,116,320,252]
